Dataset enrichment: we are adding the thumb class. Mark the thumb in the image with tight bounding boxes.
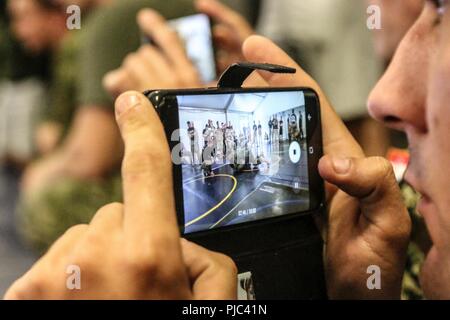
[318,155,411,238]
[242,35,363,158]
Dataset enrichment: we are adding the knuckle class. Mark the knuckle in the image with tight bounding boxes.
[163,74,181,88]
[384,219,411,245]
[397,219,412,240]
[64,224,89,237]
[123,248,162,277]
[373,156,394,177]
[162,28,179,43]
[96,202,124,216]
[123,53,138,68]
[138,45,153,57]
[214,253,238,276]
[123,238,181,281]
[6,278,45,300]
[181,70,200,87]
[71,247,98,272]
[369,156,397,189]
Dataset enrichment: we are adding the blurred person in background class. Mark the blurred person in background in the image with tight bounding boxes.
[17,0,251,253]
[103,0,255,94]
[0,0,62,295]
[1,0,64,166]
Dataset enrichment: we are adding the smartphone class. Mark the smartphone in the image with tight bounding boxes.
[146,87,325,235]
[141,13,217,84]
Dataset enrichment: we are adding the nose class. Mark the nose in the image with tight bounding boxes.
[367,29,428,133]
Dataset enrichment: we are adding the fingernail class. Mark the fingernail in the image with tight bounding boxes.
[332,157,351,174]
[139,9,157,22]
[116,93,141,116]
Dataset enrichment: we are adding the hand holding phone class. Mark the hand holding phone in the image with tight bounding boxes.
[103,9,203,96]
[147,87,324,235]
[242,36,410,299]
[4,91,238,300]
[195,0,254,74]
[144,35,410,299]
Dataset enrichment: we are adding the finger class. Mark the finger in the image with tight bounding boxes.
[181,239,237,299]
[212,24,241,51]
[242,35,364,159]
[135,45,177,87]
[88,202,124,232]
[103,69,134,96]
[196,0,253,41]
[318,155,411,238]
[122,52,157,92]
[324,181,339,204]
[137,9,200,86]
[4,224,89,300]
[114,91,180,248]
[242,70,269,87]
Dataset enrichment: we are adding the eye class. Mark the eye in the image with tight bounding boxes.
[432,0,448,14]
[430,0,447,25]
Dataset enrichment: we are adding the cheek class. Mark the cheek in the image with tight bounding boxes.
[426,59,450,236]
[421,247,450,299]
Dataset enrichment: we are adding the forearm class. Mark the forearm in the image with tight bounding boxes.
[54,106,123,179]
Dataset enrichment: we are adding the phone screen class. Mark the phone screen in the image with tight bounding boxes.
[169,14,216,83]
[174,90,312,234]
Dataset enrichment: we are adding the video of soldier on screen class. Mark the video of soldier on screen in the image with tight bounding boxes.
[176,91,310,233]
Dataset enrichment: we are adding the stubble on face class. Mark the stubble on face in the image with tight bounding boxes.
[418,5,450,300]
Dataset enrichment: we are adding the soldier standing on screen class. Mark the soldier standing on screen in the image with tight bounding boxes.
[288,109,298,142]
[268,118,273,144]
[201,122,215,177]
[272,116,279,144]
[214,123,224,163]
[187,121,196,165]
[225,124,235,165]
[279,118,284,142]
[257,121,262,148]
[299,110,304,140]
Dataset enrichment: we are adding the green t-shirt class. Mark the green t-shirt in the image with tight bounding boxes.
[45,0,252,130]
[77,0,195,108]
[42,31,80,133]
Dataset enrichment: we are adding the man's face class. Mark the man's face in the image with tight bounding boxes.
[368,0,450,299]
[8,0,61,52]
[369,0,425,61]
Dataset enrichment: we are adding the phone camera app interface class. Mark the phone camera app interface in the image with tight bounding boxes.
[176,91,310,233]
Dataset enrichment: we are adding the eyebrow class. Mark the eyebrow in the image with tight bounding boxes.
[431,0,439,5]
[431,0,444,7]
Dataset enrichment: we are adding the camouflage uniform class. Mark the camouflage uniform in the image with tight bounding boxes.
[19,175,122,254]
[400,182,430,300]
